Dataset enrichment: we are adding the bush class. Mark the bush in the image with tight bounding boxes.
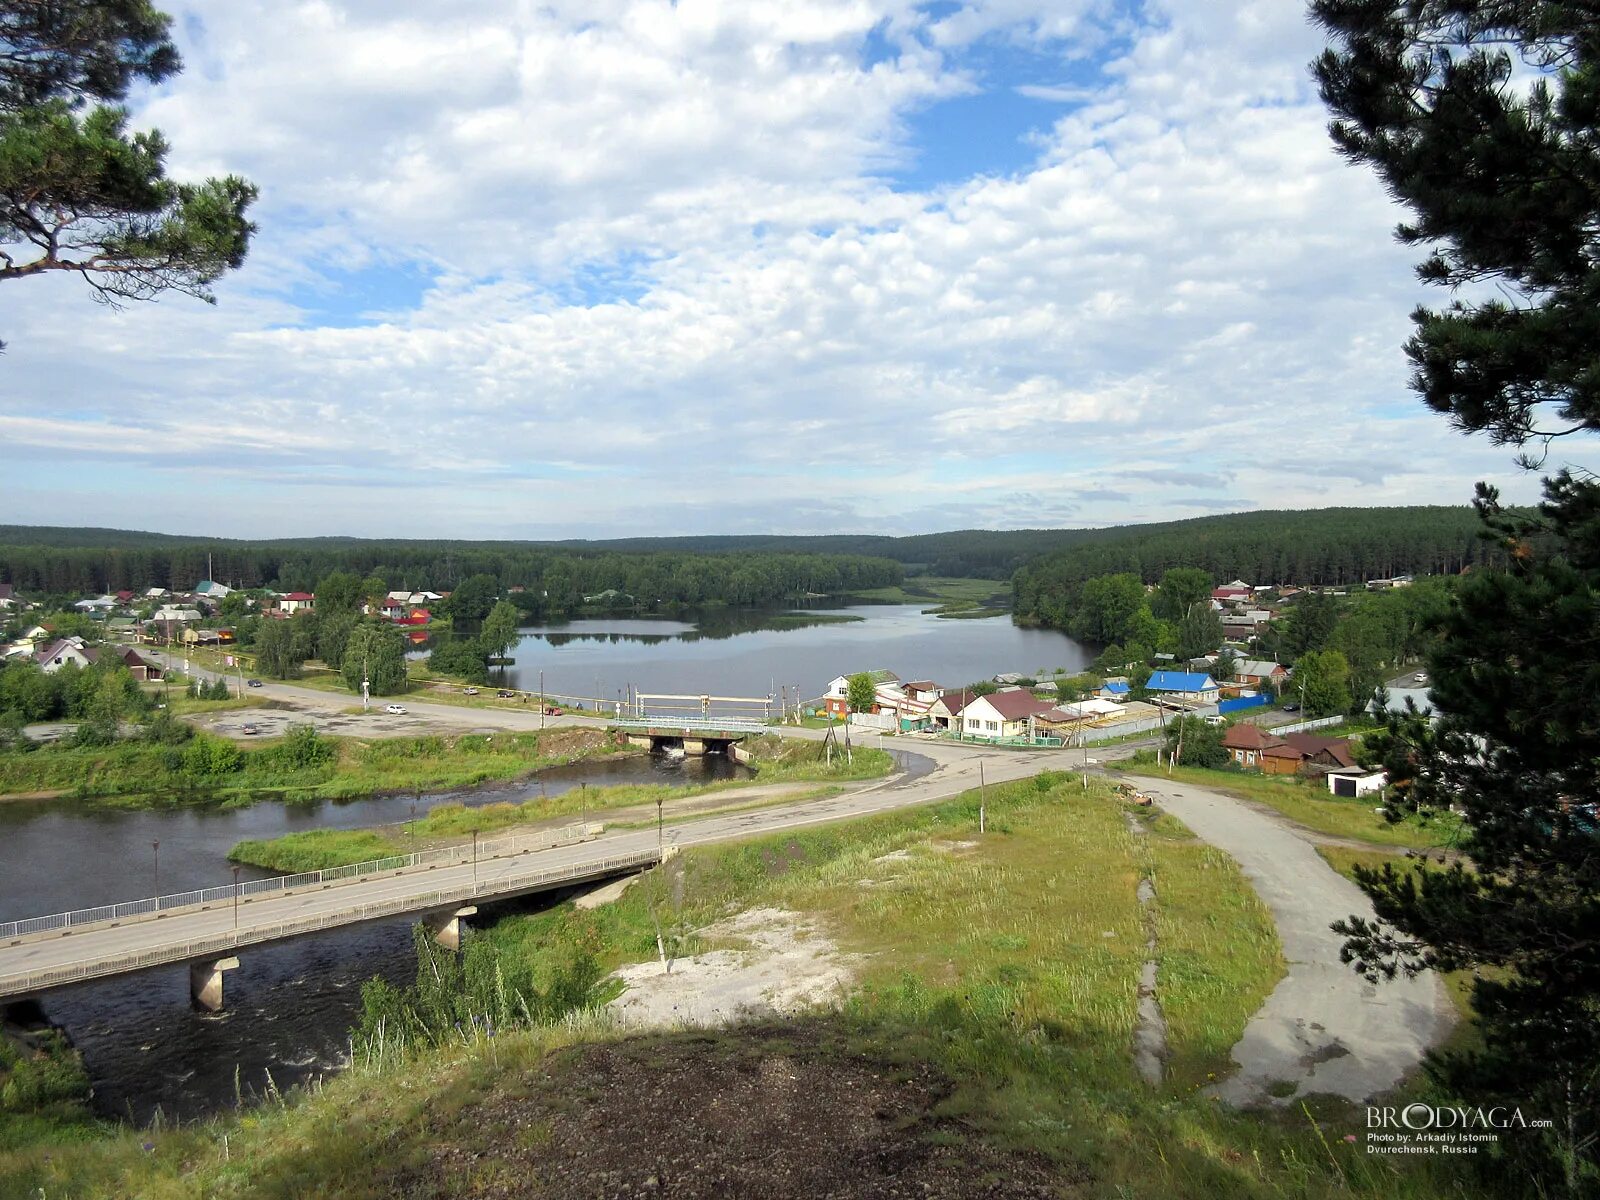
[181,734,243,776]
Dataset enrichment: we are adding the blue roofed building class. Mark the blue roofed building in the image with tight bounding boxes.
[1145,671,1220,703]
[1096,679,1131,701]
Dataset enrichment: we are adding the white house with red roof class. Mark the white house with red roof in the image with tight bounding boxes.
[960,690,1056,740]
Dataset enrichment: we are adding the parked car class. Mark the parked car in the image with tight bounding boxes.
[1412,672,1428,684]
[496,689,515,698]
[462,687,480,695]
[384,704,407,715]
[1282,703,1300,712]
[241,723,260,736]
[247,679,263,688]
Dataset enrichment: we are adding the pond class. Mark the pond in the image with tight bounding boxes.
[489,602,1090,707]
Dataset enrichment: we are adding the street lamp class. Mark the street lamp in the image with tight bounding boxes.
[232,865,241,931]
[152,840,160,898]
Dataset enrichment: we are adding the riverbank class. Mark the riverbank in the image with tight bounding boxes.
[228,737,896,871]
[0,773,1477,1199]
[0,726,632,808]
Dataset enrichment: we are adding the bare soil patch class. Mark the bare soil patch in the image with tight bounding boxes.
[399,1022,1075,1199]
[608,907,855,1028]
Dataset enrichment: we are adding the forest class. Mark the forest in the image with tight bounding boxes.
[0,537,903,611]
[1011,506,1501,629]
[0,506,1496,602]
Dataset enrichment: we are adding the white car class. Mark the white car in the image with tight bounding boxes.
[384,703,407,715]
[1412,672,1428,684]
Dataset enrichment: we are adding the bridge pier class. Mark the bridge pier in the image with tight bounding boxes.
[682,737,707,756]
[425,905,477,951]
[189,956,240,1012]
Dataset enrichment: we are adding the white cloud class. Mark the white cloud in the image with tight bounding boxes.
[0,0,1562,538]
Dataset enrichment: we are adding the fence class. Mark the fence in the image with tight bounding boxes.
[0,822,598,946]
[613,716,769,734]
[1218,694,1271,715]
[1273,714,1344,735]
[0,849,661,998]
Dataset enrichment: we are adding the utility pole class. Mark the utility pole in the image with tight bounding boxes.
[152,840,160,898]
[232,865,241,931]
[656,796,665,857]
[979,762,987,833]
[472,830,479,883]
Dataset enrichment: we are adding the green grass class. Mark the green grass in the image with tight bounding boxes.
[0,728,631,806]
[845,575,1011,610]
[229,738,896,870]
[1119,762,1463,849]
[3,773,1485,1199]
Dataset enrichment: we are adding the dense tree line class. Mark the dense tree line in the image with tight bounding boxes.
[0,505,1505,593]
[0,534,901,610]
[1013,506,1499,628]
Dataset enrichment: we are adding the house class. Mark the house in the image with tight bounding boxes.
[144,587,171,600]
[1036,698,1126,737]
[928,689,976,731]
[1097,679,1131,701]
[73,595,119,613]
[1145,671,1220,703]
[35,637,96,672]
[1212,581,1253,606]
[106,617,139,642]
[960,690,1056,741]
[277,591,316,615]
[902,681,942,704]
[0,583,14,609]
[822,670,900,719]
[1221,724,1357,775]
[1234,660,1287,690]
[193,580,233,599]
[106,645,161,681]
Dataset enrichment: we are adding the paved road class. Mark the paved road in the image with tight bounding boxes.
[0,734,1058,998]
[1134,776,1454,1105]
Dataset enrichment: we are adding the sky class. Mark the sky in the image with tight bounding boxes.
[0,0,1555,540]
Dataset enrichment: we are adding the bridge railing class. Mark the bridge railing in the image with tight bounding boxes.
[0,822,601,946]
[0,849,662,998]
[613,716,768,733]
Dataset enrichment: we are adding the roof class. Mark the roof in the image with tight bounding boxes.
[1235,660,1285,678]
[903,680,937,691]
[281,592,315,601]
[1282,733,1357,768]
[1100,679,1131,694]
[0,584,13,600]
[1222,724,1280,751]
[971,690,1056,720]
[932,689,976,715]
[1146,671,1217,692]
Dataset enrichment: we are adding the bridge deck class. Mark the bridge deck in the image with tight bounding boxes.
[0,838,660,1001]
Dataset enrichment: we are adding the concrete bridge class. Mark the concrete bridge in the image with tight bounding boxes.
[612,715,768,760]
[0,827,660,1012]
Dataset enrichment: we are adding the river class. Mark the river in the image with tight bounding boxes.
[3,601,1083,1122]
[1,754,748,1123]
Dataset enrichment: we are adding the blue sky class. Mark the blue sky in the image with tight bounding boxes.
[0,0,1549,539]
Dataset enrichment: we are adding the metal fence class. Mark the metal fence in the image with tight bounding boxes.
[0,849,661,998]
[0,822,597,945]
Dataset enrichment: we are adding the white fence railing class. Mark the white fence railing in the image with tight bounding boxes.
[614,716,768,733]
[0,849,661,998]
[1274,714,1344,735]
[0,823,599,945]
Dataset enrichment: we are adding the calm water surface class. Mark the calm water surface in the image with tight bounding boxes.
[499,603,1089,704]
